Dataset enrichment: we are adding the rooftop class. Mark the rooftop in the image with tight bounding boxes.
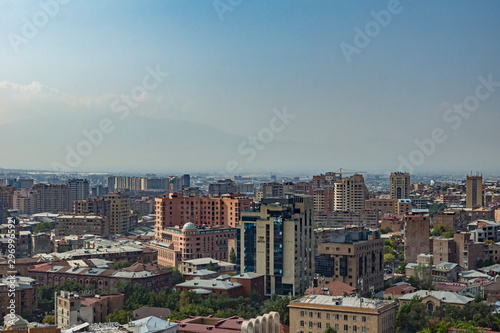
[289,295,396,310]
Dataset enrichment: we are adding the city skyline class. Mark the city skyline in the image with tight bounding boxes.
[1,1,499,173]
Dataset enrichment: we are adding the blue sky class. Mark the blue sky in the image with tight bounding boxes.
[1,0,499,174]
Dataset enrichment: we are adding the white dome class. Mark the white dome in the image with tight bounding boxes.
[182,222,197,230]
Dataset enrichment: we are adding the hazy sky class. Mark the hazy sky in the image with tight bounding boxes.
[1,0,499,175]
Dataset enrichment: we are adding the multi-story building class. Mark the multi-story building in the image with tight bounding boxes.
[468,220,500,243]
[313,188,335,214]
[312,172,340,189]
[74,193,131,234]
[208,179,238,196]
[132,197,154,215]
[315,229,384,296]
[288,295,397,333]
[258,182,294,199]
[433,209,469,232]
[150,223,236,267]
[30,261,172,293]
[181,174,190,188]
[154,193,252,231]
[0,186,15,210]
[56,291,124,328]
[466,174,483,208]
[67,179,90,203]
[404,213,430,263]
[294,182,312,194]
[334,175,369,212]
[55,215,109,237]
[471,207,494,221]
[390,172,410,200]
[0,276,38,319]
[236,195,314,296]
[29,184,72,213]
[313,210,379,229]
[365,199,412,216]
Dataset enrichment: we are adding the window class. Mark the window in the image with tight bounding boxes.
[353,316,357,322]
[309,322,313,328]
[326,314,330,320]
[362,317,366,323]
[353,326,357,332]
[317,313,321,319]
[344,325,348,331]
[362,327,366,333]
[344,315,348,320]
[335,324,339,331]
[301,311,305,317]
[300,321,304,327]
[335,314,340,320]
[309,312,313,318]
[318,323,322,329]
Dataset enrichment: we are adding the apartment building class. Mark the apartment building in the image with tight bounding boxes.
[404,213,430,263]
[0,276,38,319]
[466,174,483,208]
[74,193,131,234]
[154,193,252,231]
[55,215,109,237]
[334,175,369,212]
[288,295,397,333]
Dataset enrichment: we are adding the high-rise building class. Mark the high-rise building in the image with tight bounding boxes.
[315,228,384,296]
[182,174,191,188]
[67,178,90,203]
[0,186,15,213]
[154,193,252,232]
[236,195,314,296]
[334,175,369,212]
[390,172,410,199]
[466,174,483,208]
[209,179,238,196]
[30,183,72,213]
[74,193,131,234]
[404,213,430,263]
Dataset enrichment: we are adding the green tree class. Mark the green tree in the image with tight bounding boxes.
[172,267,183,285]
[384,245,394,254]
[229,247,237,264]
[21,309,34,322]
[114,259,131,270]
[384,253,395,263]
[324,326,338,333]
[260,294,291,325]
[396,295,430,333]
[33,221,54,232]
[38,285,56,313]
[42,315,55,325]
[207,260,216,271]
[106,309,132,324]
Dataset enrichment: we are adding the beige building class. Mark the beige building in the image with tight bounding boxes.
[334,175,369,212]
[74,193,130,235]
[56,291,124,328]
[315,229,384,296]
[289,295,397,333]
[390,172,410,200]
[466,174,482,208]
[236,195,314,296]
[55,215,109,236]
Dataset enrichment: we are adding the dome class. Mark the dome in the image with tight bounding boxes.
[182,222,197,230]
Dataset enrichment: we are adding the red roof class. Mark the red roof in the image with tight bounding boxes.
[384,284,417,296]
[435,283,466,291]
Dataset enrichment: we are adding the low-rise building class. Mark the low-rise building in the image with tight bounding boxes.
[383,283,416,300]
[0,276,38,319]
[176,316,245,333]
[175,277,243,298]
[288,295,397,333]
[56,291,124,328]
[399,290,474,311]
[178,258,236,275]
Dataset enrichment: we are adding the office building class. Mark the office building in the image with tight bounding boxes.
[315,229,384,296]
[236,195,314,296]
